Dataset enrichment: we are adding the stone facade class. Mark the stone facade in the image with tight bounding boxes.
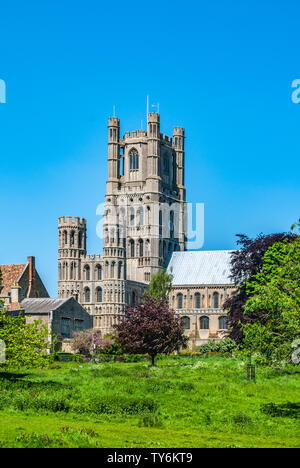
[58,113,187,335]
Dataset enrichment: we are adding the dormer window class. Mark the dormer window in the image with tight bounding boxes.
[129,149,139,171]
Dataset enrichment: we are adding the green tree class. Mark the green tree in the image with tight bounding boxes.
[0,311,52,367]
[148,269,173,300]
[241,238,300,364]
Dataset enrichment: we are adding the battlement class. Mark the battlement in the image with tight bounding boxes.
[58,216,86,227]
[160,133,173,145]
[123,130,147,140]
[148,112,160,123]
[81,254,103,261]
[173,127,185,136]
[108,117,120,127]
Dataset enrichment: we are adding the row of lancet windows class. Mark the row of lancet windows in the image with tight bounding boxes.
[84,287,102,303]
[177,292,220,309]
[83,262,122,280]
[182,316,228,330]
[61,230,83,248]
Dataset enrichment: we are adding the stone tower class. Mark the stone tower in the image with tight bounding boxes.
[58,112,187,334]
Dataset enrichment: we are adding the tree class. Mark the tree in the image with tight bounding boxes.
[0,267,53,368]
[148,269,173,300]
[0,311,51,367]
[114,295,188,365]
[70,329,113,357]
[291,219,300,233]
[241,238,300,364]
[224,232,297,343]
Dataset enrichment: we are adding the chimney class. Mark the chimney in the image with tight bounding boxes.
[10,284,23,310]
[27,256,36,298]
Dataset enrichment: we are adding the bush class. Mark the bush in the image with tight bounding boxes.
[195,338,237,355]
[261,402,300,419]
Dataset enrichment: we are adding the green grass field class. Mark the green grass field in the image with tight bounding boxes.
[0,356,299,448]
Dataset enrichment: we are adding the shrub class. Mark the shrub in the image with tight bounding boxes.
[195,338,237,355]
[261,402,300,419]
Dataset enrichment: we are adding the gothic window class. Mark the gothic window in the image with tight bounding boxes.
[70,262,74,280]
[111,261,115,278]
[84,265,90,281]
[130,239,135,257]
[118,261,122,279]
[219,316,228,330]
[63,230,68,245]
[84,288,90,303]
[195,292,201,309]
[200,316,209,330]
[177,293,183,309]
[139,239,144,257]
[129,149,139,171]
[213,292,219,308]
[130,207,135,226]
[182,316,190,329]
[163,157,169,173]
[96,287,102,303]
[137,207,144,226]
[159,210,162,236]
[170,211,174,238]
[132,291,136,305]
[96,265,102,280]
[61,318,71,338]
[70,231,75,245]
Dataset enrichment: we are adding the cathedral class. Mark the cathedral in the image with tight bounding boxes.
[58,112,187,336]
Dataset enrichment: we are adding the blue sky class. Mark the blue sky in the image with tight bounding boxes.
[0,0,299,296]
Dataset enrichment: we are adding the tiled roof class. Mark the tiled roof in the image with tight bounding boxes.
[167,250,235,285]
[21,298,70,313]
[0,264,26,293]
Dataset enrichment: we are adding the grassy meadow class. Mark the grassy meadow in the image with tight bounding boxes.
[0,355,299,448]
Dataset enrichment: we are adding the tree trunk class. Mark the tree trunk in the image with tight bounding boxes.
[151,355,155,366]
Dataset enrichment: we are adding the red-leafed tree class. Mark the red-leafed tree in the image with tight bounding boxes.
[114,295,188,366]
[225,232,297,343]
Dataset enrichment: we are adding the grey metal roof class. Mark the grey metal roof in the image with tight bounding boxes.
[20,298,70,313]
[167,250,235,285]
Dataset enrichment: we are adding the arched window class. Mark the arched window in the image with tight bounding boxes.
[195,292,201,309]
[63,230,68,245]
[78,231,82,248]
[130,207,135,226]
[159,210,162,236]
[130,239,135,257]
[129,149,139,170]
[84,265,90,281]
[70,262,74,280]
[111,261,115,278]
[219,316,228,330]
[118,261,122,279]
[170,211,174,238]
[213,292,219,308]
[182,316,190,329]
[137,207,144,226]
[200,316,209,330]
[84,288,90,303]
[132,291,136,305]
[96,265,102,280]
[177,293,183,309]
[96,287,102,303]
[70,231,75,245]
[139,239,143,257]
